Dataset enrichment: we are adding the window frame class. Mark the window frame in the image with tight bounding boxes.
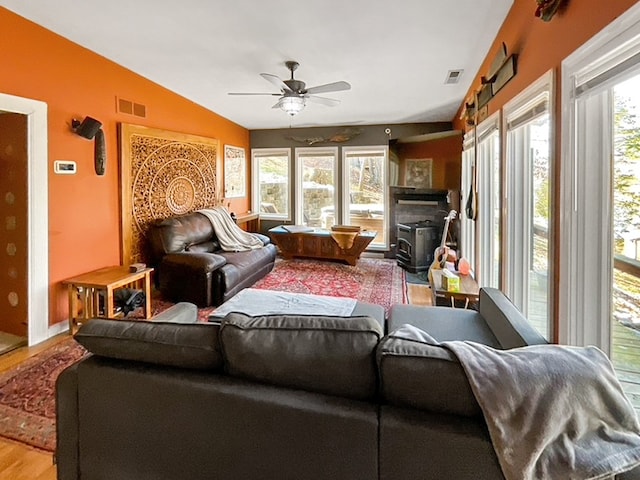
[341,145,389,250]
[251,147,292,221]
[294,146,339,226]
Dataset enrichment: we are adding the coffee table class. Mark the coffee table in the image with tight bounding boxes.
[63,265,154,333]
[428,269,479,309]
[268,226,376,266]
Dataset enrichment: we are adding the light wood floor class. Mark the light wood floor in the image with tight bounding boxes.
[0,334,67,480]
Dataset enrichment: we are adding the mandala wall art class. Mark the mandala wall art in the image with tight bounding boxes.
[119,123,220,264]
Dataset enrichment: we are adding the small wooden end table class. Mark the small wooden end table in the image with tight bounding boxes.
[63,265,154,334]
[428,269,480,309]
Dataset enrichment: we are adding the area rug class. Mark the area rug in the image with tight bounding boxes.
[0,338,88,452]
[253,257,405,313]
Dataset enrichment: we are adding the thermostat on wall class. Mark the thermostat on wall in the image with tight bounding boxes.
[54,160,77,174]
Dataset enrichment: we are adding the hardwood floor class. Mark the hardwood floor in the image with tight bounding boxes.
[0,334,66,480]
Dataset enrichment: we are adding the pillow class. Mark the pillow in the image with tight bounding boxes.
[377,324,481,417]
[220,312,383,401]
[74,318,223,370]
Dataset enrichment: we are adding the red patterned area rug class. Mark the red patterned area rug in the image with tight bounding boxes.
[0,338,88,452]
[253,257,406,313]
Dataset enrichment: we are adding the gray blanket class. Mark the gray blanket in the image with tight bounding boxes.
[444,341,640,480]
[197,207,263,252]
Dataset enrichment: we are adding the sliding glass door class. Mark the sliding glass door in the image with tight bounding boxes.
[503,71,553,340]
[561,6,640,409]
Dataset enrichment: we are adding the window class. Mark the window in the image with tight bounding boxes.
[342,147,388,249]
[503,70,554,341]
[561,2,640,409]
[251,148,291,220]
[461,135,476,271]
[475,112,501,288]
[295,147,338,227]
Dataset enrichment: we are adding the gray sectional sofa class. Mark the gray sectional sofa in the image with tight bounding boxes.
[55,288,640,480]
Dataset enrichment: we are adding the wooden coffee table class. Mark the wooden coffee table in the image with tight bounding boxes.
[63,265,154,334]
[268,226,376,266]
[428,268,480,308]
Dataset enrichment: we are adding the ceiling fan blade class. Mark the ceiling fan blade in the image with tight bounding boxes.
[306,95,340,107]
[228,92,281,96]
[260,73,292,93]
[304,81,351,95]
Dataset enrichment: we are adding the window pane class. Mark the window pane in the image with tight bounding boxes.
[345,151,386,247]
[612,74,640,410]
[299,153,336,227]
[528,114,551,339]
[256,153,289,217]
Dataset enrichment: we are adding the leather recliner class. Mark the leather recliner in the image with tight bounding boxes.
[147,211,277,307]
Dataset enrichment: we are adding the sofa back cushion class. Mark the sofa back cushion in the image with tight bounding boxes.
[377,324,481,417]
[479,288,548,348]
[220,313,383,401]
[148,212,216,258]
[74,318,224,370]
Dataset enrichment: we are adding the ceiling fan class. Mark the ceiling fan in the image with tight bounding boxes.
[228,61,351,116]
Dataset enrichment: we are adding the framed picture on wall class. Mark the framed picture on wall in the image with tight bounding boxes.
[224,145,246,198]
[405,158,433,188]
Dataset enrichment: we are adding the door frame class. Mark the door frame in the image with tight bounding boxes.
[0,92,49,346]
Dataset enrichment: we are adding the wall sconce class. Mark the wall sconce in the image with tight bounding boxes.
[71,116,106,176]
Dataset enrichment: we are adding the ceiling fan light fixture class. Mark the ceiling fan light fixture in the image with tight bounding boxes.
[279,96,305,116]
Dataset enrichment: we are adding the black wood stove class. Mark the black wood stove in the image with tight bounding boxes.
[396,221,439,273]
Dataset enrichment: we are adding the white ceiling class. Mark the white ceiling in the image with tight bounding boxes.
[1,0,513,130]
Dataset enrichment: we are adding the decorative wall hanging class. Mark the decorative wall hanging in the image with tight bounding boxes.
[71,116,106,175]
[535,0,565,22]
[287,128,363,145]
[404,158,433,188]
[223,145,246,198]
[119,123,220,264]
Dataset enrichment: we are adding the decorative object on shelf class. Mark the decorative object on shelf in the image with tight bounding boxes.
[223,145,246,198]
[535,0,565,21]
[71,116,106,176]
[287,127,363,145]
[228,61,351,116]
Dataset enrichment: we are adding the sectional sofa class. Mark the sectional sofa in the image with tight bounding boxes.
[55,288,640,479]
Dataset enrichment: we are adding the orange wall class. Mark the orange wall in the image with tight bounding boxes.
[396,134,462,190]
[0,113,28,337]
[453,0,639,129]
[0,8,250,328]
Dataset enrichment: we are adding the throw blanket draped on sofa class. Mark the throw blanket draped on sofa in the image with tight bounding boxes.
[198,207,263,252]
[443,340,640,480]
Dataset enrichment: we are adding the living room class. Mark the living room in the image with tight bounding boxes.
[2,0,640,478]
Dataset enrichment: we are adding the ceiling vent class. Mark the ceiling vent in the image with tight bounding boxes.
[445,69,463,84]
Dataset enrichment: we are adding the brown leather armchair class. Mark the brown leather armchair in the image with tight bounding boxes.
[147,211,276,306]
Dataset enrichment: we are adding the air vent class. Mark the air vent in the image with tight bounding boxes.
[116,97,147,118]
[445,69,464,84]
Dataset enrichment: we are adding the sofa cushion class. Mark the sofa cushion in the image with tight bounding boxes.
[74,318,223,370]
[377,324,481,417]
[220,312,383,401]
[387,304,500,347]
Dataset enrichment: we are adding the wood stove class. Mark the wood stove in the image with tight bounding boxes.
[396,221,439,273]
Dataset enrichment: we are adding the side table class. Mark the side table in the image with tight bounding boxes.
[428,269,480,309]
[63,265,154,334]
